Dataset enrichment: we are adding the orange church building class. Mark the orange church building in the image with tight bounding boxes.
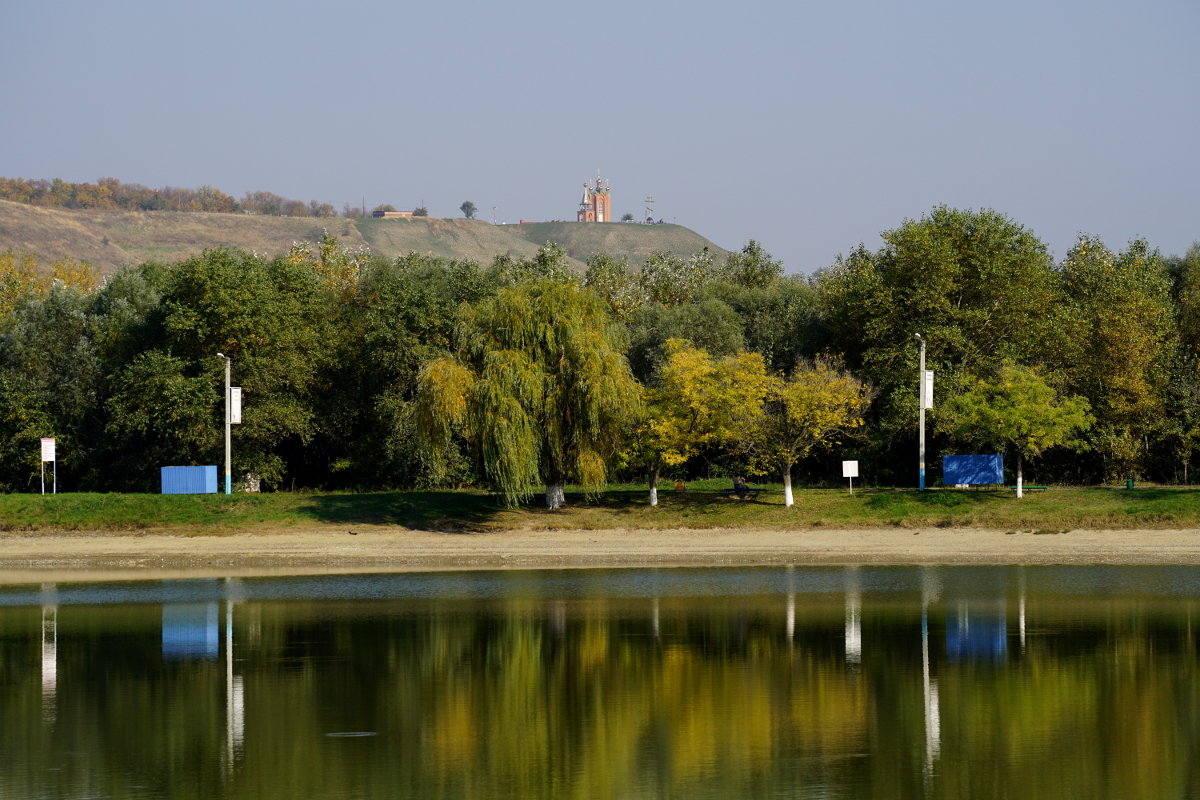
[577,173,612,222]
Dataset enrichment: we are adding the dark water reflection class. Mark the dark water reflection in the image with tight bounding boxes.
[2,566,1199,799]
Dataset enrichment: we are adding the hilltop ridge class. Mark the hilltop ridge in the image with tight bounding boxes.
[0,199,729,274]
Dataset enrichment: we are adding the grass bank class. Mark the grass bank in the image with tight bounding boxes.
[1,480,1198,534]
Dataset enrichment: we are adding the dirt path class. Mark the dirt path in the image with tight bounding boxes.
[4,526,1200,583]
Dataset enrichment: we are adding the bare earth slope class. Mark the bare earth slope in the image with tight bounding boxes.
[0,200,728,274]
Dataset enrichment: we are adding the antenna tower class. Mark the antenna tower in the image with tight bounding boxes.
[644,195,654,223]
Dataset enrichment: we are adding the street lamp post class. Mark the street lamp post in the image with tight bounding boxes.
[915,334,926,492]
[218,353,231,495]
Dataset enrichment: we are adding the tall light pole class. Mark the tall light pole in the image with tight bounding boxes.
[915,334,926,491]
[217,352,232,495]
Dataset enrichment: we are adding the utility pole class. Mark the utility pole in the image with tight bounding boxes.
[218,353,232,495]
[915,334,926,491]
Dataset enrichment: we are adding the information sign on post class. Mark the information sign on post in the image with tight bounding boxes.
[39,438,56,495]
[229,387,242,424]
[923,370,934,410]
[842,460,859,494]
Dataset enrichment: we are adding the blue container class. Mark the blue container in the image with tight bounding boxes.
[943,454,1004,486]
[161,465,218,494]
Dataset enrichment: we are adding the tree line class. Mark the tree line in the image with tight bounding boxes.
[0,176,341,217]
[1,205,1198,501]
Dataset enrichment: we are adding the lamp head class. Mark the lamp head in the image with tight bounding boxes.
[217,352,226,359]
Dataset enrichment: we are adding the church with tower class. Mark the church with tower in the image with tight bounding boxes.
[577,173,612,222]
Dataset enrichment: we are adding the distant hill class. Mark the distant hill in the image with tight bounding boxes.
[0,200,729,275]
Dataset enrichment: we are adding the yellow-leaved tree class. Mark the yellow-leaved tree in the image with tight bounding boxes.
[638,339,772,505]
[749,357,873,507]
[1,250,97,318]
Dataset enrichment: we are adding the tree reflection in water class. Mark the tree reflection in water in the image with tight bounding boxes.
[0,565,1198,799]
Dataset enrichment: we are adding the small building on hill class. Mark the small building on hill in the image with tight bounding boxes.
[577,173,612,222]
[372,210,415,219]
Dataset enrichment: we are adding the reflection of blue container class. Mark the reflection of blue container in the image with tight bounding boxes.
[161,465,218,494]
[946,607,1007,661]
[162,603,219,660]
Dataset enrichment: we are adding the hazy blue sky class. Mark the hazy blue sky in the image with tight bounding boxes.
[3,0,1197,273]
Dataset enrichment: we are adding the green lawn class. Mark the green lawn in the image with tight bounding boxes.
[1,481,1198,534]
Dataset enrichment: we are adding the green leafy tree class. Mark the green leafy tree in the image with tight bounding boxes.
[637,249,716,306]
[1057,236,1174,480]
[718,240,784,289]
[460,201,477,219]
[704,275,818,374]
[815,206,1061,482]
[488,243,574,286]
[157,248,335,488]
[337,254,496,488]
[748,358,872,506]
[626,299,745,383]
[104,352,216,488]
[413,206,429,217]
[0,284,101,491]
[938,362,1093,497]
[583,254,640,322]
[373,204,397,213]
[415,280,640,508]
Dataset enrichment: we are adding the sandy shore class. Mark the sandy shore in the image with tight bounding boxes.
[4,525,1200,583]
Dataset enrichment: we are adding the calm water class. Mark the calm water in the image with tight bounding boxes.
[2,566,1199,799]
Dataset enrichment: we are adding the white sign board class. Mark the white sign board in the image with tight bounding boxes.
[230,387,242,424]
[40,438,56,462]
[923,370,934,409]
[842,460,859,478]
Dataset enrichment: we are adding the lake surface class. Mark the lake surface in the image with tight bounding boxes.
[2,565,1199,799]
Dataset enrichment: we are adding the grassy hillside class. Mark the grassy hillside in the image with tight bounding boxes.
[511,221,730,265]
[0,200,728,275]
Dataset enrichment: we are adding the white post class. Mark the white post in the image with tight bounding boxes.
[916,335,926,491]
[219,353,232,495]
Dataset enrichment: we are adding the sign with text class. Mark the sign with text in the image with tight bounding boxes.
[40,438,55,462]
[842,460,859,478]
[230,387,242,424]
[923,370,934,409]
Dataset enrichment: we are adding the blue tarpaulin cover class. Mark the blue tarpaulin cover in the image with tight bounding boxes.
[161,465,218,494]
[943,454,1004,485]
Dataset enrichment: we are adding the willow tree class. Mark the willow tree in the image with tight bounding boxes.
[639,340,772,506]
[750,358,872,507]
[415,279,640,508]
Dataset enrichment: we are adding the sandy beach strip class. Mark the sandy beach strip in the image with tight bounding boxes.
[3,526,1200,583]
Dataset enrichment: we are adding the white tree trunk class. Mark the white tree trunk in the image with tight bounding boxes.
[648,465,660,507]
[546,481,565,509]
[1016,451,1024,499]
[783,466,794,507]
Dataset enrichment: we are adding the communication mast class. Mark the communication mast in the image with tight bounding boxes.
[644,195,655,224]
